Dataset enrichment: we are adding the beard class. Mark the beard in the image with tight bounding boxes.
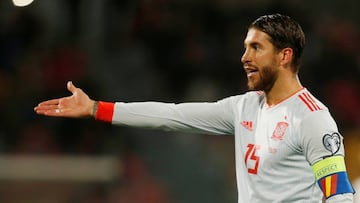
[247,64,278,92]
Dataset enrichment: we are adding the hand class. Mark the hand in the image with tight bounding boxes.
[34,81,95,118]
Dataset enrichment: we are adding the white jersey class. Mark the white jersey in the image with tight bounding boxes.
[109,88,352,202]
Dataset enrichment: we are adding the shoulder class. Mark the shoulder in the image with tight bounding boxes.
[216,91,264,113]
[287,89,336,131]
[226,91,265,103]
[293,88,328,114]
[296,90,327,112]
[294,89,337,123]
[291,89,331,120]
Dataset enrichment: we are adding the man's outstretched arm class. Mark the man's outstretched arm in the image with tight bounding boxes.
[35,81,235,135]
[34,81,96,118]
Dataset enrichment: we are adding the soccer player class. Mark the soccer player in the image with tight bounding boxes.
[34,14,355,202]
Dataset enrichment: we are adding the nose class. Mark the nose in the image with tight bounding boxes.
[241,49,250,64]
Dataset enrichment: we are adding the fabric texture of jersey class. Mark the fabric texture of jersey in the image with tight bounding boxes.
[109,88,353,203]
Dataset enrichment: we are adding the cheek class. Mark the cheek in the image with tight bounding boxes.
[258,53,279,67]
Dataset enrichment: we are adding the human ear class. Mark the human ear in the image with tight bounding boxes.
[279,48,293,66]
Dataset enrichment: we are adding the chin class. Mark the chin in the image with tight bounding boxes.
[247,82,259,91]
[247,86,258,91]
[247,80,270,92]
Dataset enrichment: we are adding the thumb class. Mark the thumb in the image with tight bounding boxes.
[67,81,77,94]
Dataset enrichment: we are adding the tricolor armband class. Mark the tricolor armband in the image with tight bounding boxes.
[95,101,115,123]
[311,156,355,199]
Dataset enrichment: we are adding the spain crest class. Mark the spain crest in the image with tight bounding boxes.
[271,122,288,141]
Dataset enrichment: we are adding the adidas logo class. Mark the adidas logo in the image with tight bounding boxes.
[241,121,253,131]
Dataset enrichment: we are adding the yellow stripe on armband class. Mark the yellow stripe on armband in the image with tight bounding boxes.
[311,156,346,181]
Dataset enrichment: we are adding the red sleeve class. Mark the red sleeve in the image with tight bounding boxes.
[95,101,115,122]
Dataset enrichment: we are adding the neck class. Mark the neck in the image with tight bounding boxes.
[265,74,303,106]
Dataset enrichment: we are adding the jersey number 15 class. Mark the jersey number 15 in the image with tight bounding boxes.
[245,144,260,174]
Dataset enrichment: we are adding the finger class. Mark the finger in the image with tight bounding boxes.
[41,109,65,117]
[35,104,58,111]
[35,108,58,116]
[35,103,65,115]
[39,107,77,118]
[67,81,77,94]
[36,99,60,107]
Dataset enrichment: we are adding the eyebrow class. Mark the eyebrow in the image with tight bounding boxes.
[244,41,262,49]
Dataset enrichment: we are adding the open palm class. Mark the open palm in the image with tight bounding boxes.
[34,81,95,118]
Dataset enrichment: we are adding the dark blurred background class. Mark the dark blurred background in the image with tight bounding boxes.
[0,0,359,202]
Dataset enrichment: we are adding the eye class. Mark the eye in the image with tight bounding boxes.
[252,44,260,50]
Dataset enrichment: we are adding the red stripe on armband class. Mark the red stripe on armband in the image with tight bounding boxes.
[95,101,115,122]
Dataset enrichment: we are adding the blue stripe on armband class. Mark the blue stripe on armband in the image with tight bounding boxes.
[317,171,355,198]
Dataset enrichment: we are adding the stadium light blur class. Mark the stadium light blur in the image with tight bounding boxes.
[12,0,34,7]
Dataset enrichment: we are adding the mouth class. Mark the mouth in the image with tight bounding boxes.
[244,65,259,77]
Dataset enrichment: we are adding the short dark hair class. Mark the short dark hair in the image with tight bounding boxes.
[249,14,305,72]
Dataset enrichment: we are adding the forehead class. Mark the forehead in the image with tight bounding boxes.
[244,28,272,46]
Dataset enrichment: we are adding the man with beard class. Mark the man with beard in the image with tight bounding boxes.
[35,14,354,202]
